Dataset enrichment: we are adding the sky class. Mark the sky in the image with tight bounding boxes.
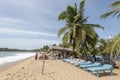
[0,0,120,49]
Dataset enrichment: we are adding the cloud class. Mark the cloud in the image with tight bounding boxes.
[0,17,28,27]
[0,27,57,37]
[0,38,61,49]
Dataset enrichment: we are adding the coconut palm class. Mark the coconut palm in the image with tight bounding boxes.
[58,0,103,58]
[110,33,120,56]
[101,0,120,18]
[97,33,120,63]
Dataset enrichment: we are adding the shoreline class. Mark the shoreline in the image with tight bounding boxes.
[0,56,34,71]
[0,56,34,77]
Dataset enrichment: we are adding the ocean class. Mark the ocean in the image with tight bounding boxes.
[0,52,35,66]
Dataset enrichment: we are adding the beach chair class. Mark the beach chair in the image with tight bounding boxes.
[74,61,92,66]
[62,57,73,62]
[79,62,101,69]
[71,59,85,64]
[87,64,114,77]
[69,59,81,64]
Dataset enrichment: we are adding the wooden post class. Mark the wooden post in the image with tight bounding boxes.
[42,52,45,75]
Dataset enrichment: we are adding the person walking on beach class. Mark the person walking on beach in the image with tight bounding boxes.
[35,52,38,60]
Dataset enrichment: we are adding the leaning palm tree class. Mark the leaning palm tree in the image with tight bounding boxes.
[58,0,103,58]
[101,0,120,18]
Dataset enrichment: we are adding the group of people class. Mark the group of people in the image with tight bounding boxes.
[35,51,48,60]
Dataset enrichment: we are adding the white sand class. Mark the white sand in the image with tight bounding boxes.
[0,57,120,80]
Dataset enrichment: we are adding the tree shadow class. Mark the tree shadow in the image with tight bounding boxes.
[92,72,118,77]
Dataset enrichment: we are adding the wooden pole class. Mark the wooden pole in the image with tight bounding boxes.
[42,52,45,75]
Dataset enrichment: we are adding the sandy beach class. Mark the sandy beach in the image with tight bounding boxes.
[0,57,120,80]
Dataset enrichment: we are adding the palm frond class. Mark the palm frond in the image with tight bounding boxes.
[100,11,115,19]
[74,3,77,14]
[66,5,77,23]
[58,11,66,20]
[101,0,120,19]
[111,1,120,7]
[57,25,69,37]
[84,24,104,30]
[112,10,120,17]
[74,14,81,23]
[83,26,96,38]
[78,29,86,44]
[62,32,70,44]
[80,0,85,11]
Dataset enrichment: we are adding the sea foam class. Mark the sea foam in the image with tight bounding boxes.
[0,52,35,66]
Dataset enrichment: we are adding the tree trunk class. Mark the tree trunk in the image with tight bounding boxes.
[93,54,96,62]
[83,45,88,60]
[110,52,113,64]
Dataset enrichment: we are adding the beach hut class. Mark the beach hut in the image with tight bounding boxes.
[49,46,77,58]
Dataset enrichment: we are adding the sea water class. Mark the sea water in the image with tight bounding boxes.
[0,52,35,66]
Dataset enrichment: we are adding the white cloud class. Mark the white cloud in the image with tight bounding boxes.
[0,38,61,49]
[0,27,57,37]
[0,17,27,26]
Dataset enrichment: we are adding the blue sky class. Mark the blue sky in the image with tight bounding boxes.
[0,0,120,49]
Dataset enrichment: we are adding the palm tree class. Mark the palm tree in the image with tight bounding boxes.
[110,33,120,56]
[97,33,120,63]
[101,0,120,18]
[58,0,103,58]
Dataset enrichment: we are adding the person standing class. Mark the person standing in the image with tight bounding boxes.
[35,52,38,60]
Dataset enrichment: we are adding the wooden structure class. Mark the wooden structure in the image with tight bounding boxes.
[49,46,76,58]
[49,46,75,52]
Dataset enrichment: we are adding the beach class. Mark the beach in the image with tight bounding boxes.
[0,57,120,80]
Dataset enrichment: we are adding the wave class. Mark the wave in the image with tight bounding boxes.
[0,52,35,66]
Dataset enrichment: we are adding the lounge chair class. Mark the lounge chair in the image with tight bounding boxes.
[87,64,114,77]
[62,57,74,62]
[74,61,92,66]
[79,62,101,69]
[69,59,81,64]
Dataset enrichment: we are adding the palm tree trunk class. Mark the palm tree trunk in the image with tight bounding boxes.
[83,45,88,60]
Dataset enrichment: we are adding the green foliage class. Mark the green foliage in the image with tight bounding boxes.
[110,33,120,56]
[40,45,49,52]
[57,0,103,57]
[100,0,120,18]
[0,48,38,52]
[96,39,109,54]
[96,33,120,57]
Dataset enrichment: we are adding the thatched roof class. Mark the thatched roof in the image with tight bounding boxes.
[49,46,75,52]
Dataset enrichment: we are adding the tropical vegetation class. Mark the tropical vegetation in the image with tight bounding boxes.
[100,0,120,63]
[57,0,103,58]
[103,33,120,57]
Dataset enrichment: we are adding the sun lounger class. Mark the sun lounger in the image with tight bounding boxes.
[71,60,85,64]
[62,57,73,62]
[69,59,81,64]
[74,61,92,66]
[80,62,101,68]
[87,64,114,77]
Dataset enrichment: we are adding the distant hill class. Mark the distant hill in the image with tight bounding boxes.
[0,48,40,52]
